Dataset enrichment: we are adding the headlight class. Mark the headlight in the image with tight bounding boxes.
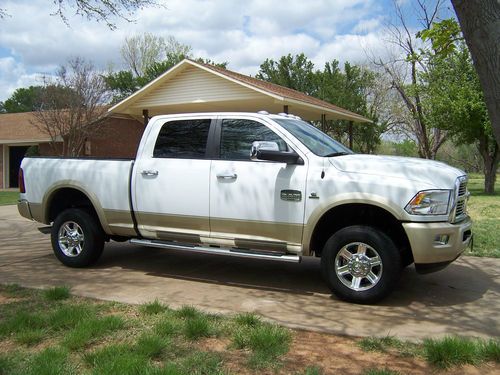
[405,190,452,215]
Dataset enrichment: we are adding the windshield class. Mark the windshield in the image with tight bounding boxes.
[273,118,353,157]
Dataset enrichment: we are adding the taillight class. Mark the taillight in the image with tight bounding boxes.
[19,168,26,193]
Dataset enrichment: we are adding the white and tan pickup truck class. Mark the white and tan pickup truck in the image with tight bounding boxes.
[18,112,472,303]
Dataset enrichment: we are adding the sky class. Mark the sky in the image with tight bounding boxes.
[0,0,455,102]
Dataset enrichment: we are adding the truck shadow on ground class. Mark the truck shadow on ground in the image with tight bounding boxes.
[94,242,495,308]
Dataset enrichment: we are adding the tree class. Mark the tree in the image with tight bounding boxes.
[420,21,499,193]
[374,0,448,159]
[257,54,385,153]
[33,58,110,157]
[0,85,70,113]
[451,0,500,148]
[1,1,163,30]
[0,86,45,113]
[121,33,167,77]
[318,60,386,153]
[256,54,317,96]
[106,34,226,102]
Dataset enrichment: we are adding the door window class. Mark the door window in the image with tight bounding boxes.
[220,119,288,161]
[153,119,211,159]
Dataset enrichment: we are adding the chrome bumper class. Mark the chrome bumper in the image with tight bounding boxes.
[403,217,472,265]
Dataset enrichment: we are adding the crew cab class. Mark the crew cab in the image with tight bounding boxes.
[18,112,473,303]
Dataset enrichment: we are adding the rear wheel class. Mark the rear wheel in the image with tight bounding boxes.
[321,225,402,304]
[51,208,104,267]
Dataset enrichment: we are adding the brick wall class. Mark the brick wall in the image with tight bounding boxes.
[38,117,144,159]
[0,145,3,189]
[89,117,144,158]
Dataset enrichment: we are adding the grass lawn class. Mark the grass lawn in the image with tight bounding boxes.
[465,174,499,258]
[0,285,498,375]
[0,191,18,206]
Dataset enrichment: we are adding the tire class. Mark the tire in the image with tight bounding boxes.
[321,225,402,304]
[51,208,105,267]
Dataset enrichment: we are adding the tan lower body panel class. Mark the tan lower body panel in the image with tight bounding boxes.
[136,212,303,254]
[103,209,137,236]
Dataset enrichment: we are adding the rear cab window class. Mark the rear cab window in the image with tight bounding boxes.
[153,119,211,159]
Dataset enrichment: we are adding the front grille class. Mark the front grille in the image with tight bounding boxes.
[453,178,468,223]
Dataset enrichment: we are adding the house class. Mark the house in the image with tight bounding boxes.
[0,59,370,189]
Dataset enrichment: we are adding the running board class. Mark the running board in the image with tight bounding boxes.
[129,239,301,263]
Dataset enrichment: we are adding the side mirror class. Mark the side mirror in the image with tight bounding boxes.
[250,141,304,165]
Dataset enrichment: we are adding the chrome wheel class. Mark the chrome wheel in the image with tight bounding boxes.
[58,221,85,257]
[335,242,383,291]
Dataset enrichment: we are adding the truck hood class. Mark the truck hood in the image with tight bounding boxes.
[329,154,465,189]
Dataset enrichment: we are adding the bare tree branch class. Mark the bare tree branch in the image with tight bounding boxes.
[32,58,110,157]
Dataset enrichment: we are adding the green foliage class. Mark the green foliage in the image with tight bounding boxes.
[24,347,74,375]
[466,176,500,257]
[363,369,400,375]
[357,336,421,357]
[257,54,383,153]
[135,333,169,359]
[140,299,168,315]
[300,366,323,375]
[424,336,479,368]
[14,328,47,346]
[49,304,96,330]
[0,84,77,113]
[257,53,317,95]
[233,323,291,368]
[0,191,19,206]
[43,285,70,301]
[479,339,500,362]
[3,283,28,297]
[419,19,462,57]
[418,18,499,193]
[234,312,261,327]
[176,305,200,319]
[62,315,125,350]
[0,311,47,338]
[179,351,225,375]
[84,344,151,375]
[0,86,44,113]
[154,317,181,336]
[184,315,212,340]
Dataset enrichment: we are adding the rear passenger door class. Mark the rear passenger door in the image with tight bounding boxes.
[133,117,213,242]
[209,117,308,253]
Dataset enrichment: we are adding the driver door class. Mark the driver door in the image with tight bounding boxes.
[209,117,308,253]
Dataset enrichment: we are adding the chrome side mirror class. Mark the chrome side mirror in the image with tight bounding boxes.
[250,141,280,161]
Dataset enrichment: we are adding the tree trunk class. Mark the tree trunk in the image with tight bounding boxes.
[478,134,499,194]
[452,0,500,147]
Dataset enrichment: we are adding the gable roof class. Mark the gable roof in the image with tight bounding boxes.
[108,59,371,123]
[0,112,53,144]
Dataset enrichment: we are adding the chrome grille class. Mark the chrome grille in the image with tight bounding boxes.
[453,177,468,222]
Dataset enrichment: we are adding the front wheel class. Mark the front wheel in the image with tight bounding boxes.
[51,208,105,267]
[321,225,402,304]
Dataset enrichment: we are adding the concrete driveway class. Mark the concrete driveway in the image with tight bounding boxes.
[1,204,499,341]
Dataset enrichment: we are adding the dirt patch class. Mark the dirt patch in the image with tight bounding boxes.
[197,329,500,375]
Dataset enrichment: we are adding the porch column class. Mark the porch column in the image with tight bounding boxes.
[321,114,326,132]
[143,109,149,128]
[348,121,353,150]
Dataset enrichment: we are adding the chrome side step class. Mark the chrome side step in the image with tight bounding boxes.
[129,239,301,263]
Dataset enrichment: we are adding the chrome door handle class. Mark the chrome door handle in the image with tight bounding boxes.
[216,173,237,180]
[141,170,159,176]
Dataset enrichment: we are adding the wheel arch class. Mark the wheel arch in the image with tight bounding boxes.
[42,182,110,234]
[304,201,413,266]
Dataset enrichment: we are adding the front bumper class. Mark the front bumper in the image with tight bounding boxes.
[403,217,472,268]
